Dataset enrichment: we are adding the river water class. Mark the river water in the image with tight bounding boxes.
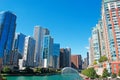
[6,74,83,80]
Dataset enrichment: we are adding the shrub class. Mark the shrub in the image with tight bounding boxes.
[34,68,41,73]
[99,56,108,63]
[102,68,109,78]
[2,66,11,73]
[112,73,117,78]
[118,70,120,77]
[81,68,98,79]
[93,61,97,65]
[24,67,33,73]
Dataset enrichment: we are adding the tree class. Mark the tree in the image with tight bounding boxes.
[2,66,11,73]
[118,70,120,77]
[24,67,33,73]
[34,68,41,73]
[102,68,109,78]
[112,73,117,78]
[93,61,97,65]
[81,68,98,79]
[99,56,108,63]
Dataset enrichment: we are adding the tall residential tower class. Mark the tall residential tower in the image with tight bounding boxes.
[102,0,120,74]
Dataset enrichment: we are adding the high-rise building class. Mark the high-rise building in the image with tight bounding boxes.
[53,43,60,69]
[13,33,26,55]
[60,48,71,68]
[0,11,16,66]
[82,58,88,69]
[89,20,106,65]
[33,26,49,67]
[71,55,82,70]
[42,35,53,68]
[90,26,101,64]
[89,38,94,65]
[87,52,89,66]
[22,36,35,68]
[102,0,120,74]
[12,33,26,66]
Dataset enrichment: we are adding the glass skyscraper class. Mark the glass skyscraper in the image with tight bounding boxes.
[13,33,26,56]
[42,35,53,68]
[12,33,26,66]
[60,48,71,68]
[33,26,49,67]
[53,43,60,69]
[0,11,16,65]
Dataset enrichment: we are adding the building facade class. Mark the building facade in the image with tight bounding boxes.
[60,48,71,68]
[71,55,82,70]
[42,35,53,68]
[0,11,16,66]
[53,43,60,69]
[11,33,26,66]
[102,0,120,74]
[33,26,49,67]
[82,58,88,69]
[89,38,94,65]
[87,52,89,66]
[21,36,35,69]
[90,26,101,64]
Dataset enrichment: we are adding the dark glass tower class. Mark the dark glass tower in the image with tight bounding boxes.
[0,11,16,65]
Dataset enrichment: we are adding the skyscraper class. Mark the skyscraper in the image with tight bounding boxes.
[82,58,88,69]
[33,26,49,67]
[22,36,35,67]
[87,52,89,66]
[13,33,26,55]
[90,26,101,64]
[102,0,120,74]
[53,43,60,69]
[71,55,82,70]
[42,35,53,68]
[12,33,26,66]
[89,20,106,65]
[60,48,71,68]
[89,37,94,65]
[0,11,16,66]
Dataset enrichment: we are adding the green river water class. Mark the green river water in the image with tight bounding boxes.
[6,74,83,80]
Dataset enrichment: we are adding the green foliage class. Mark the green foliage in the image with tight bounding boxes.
[93,61,97,65]
[0,74,7,80]
[34,68,41,73]
[2,66,11,73]
[118,70,120,77]
[24,67,33,73]
[99,56,108,63]
[2,76,7,80]
[112,73,117,78]
[41,68,56,73]
[102,68,109,78]
[81,68,98,79]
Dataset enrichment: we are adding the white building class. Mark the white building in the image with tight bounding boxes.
[19,36,35,69]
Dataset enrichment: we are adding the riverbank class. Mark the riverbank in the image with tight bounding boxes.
[79,73,88,79]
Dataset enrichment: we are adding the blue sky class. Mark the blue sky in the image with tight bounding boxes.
[0,0,101,58]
